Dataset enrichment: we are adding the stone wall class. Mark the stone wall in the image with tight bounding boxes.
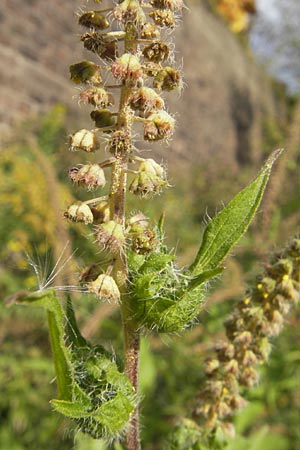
[0,0,284,168]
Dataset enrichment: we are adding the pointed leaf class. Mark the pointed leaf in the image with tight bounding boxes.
[190,149,282,274]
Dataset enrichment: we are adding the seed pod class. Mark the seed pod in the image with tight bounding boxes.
[144,110,175,141]
[149,9,175,28]
[88,274,120,303]
[130,87,164,113]
[127,213,149,233]
[153,66,182,91]
[68,164,106,190]
[80,87,114,107]
[111,53,144,83]
[64,202,94,224]
[91,201,110,224]
[70,61,102,84]
[142,41,170,63]
[69,129,99,152]
[96,220,126,253]
[91,109,115,128]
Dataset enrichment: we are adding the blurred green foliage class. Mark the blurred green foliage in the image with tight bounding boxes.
[0,102,299,450]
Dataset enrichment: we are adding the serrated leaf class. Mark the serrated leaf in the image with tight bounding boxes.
[190,150,282,274]
[51,399,91,418]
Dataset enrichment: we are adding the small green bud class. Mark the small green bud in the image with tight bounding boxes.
[70,61,102,84]
[130,87,165,112]
[144,110,175,141]
[129,158,167,196]
[153,66,182,91]
[91,109,115,128]
[150,9,175,28]
[142,41,170,63]
[96,220,126,253]
[68,164,106,190]
[87,274,121,303]
[111,53,144,83]
[69,129,99,152]
[80,87,114,107]
[64,202,94,224]
[79,11,110,29]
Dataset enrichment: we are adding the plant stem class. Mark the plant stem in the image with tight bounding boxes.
[108,22,141,450]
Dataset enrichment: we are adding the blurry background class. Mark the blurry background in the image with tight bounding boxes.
[0,1,300,449]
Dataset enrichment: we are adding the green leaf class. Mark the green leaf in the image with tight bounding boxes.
[51,399,91,418]
[190,150,282,274]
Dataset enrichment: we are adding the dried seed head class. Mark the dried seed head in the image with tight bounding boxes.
[68,164,106,190]
[144,110,175,141]
[114,0,147,25]
[64,202,94,224]
[80,87,114,107]
[91,109,116,128]
[78,11,110,29]
[109,130,132,154]
[87,273,120,303]
[150,9,175,28]
[129,158,167,196]
[70,61,102,84]
[81,33,118,60]
[69,129,99,152]
[142,41,170,63]
[130,87,164,112]
[153,66,182,91]
[141,23,160,39]
[111,53,144,83]
[96,220,126,253]
[239,367,259,387]
[204,358,220,375]
[150,0,184,11]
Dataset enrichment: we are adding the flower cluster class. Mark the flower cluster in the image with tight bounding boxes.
[65,0,183,288]
[193,237,300,437]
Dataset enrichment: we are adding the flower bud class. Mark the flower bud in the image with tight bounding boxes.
[241,350,257,366]
[81,33,118,60]
[141,23,160,39]
[96,220,126,253]
[80,87,114,107]
[144,110,175,141]
[87,274,120,303]
[286,238,300,258]
[68,164,106,190]
[90,109,115,128]
[109,130,132,154]
[127,213,149,233]
[69,129,99,152]
[91,201,110,224]
[204,358,220,375]
[131,228,158,254]
[142,41,170,62]
[239,367,259,387]
[129,158,167,196]
[150,0,184,10]
[70,61,102,84]
[130,87,164,113]
[150,9,175,28]
[153,66,182,91]
[111,53,144,83]
[64,202,94,224]
[79,11,110,29]
[114,0,146,25]
[215,342,235,361]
